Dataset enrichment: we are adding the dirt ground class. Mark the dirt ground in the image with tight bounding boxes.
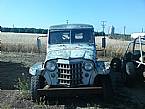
[0,52,145,109]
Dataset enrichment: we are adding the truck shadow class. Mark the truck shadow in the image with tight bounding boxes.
[0,61,30,90]
[43,95,115,109]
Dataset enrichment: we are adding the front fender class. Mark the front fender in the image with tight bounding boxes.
[89,61,110,85]
[29,62,44,76]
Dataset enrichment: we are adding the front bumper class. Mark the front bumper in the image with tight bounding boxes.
[38,86,103,97]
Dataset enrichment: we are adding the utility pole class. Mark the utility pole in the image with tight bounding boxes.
[142,27,144,32]
[124,26,126,36]
[101,21,106,33]
[66,20,69,24]
[101,21,106,56]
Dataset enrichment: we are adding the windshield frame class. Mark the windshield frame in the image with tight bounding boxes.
[48,29,94,45]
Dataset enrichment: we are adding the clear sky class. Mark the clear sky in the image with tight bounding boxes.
[0,0,145,34]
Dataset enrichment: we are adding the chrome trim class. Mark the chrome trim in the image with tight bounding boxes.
[57,63,82,87]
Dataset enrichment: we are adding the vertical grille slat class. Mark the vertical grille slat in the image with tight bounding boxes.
[58,63,82,87]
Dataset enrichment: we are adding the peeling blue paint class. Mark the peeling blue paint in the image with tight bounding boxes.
[45,44,96,61]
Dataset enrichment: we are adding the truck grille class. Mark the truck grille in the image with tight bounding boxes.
[58,63,82,87]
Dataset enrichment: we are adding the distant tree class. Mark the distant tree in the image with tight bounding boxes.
[94,31,105,36]
[0,26,48,34]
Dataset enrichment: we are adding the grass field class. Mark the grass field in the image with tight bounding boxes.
[0,32,130,57]
[95,37,129,57]
[0,32,47,52]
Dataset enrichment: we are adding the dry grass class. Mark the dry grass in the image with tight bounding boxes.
[0,32,47,53]
[0,33,130,58]
[95,37,129,57]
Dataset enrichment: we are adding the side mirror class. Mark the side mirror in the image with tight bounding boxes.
[102,37,106,48]
[37,38,41,49]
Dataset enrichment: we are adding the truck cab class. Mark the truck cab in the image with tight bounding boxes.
[29,24,112,101]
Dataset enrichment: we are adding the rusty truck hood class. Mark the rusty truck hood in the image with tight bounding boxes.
[45,44,96,61]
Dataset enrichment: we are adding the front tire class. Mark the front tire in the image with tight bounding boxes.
[31,76,40,102]
[31,75,45,102]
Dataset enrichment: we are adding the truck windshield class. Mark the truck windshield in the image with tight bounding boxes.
[49,29,93,44]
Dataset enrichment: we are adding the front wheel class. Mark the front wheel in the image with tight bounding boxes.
[31,76,40,102]
[31,75,45,102]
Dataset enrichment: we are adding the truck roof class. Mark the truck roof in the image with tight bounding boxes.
[49,24,94,30]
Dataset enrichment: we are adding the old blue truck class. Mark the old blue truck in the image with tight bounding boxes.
[29,24,114,101]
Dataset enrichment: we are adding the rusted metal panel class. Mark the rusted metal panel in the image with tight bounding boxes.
[38,87,103,97]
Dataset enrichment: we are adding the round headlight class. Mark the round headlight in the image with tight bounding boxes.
[83,61,94,71]
[46,61,56,71]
